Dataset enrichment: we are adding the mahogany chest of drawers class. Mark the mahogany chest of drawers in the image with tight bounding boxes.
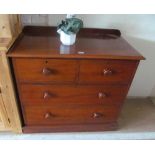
[8,26,144,133]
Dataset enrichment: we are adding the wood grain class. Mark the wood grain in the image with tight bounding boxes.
[0,15,22,51]
[13,58,78,83]
[0,91,10,130]
[7,26,145,60]
[20,84,128,106]
[22,26,121,37]
[0,52,22,133]
[8,26,145,133]
[22,122,118,133]
[0,14,22,132]
[79,59,139,84]
[24,105,120,126]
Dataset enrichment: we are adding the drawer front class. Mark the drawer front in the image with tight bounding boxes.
[20,84,128,106]
[13,58,78,83]
[24,105,120,125]
[79,60,138,84]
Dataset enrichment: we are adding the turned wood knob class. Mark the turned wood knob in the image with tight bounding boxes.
[98,92,107,99]
[93,112,104,118]
[103,69,113,75]
[44,112,54,119]
[43,91,52,99]
[42,67,52,75]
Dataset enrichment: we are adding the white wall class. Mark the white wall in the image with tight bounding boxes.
[21,14,155,97]
[151,85,155,97]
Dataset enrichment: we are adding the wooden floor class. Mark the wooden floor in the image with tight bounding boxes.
[0,98,155,139]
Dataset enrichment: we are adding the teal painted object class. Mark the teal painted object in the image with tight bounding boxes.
[57,18,83,35]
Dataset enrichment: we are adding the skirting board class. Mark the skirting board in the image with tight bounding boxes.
[127,96,155,105]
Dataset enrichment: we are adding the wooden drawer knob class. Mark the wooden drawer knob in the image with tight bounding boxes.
[42,67,52,75]
[98,92,107,99]
[44,112,54,119]
[103,69,113,75]
[93,112,104,118]
[43,91,52,99]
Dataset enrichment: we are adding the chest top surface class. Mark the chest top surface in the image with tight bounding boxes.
[7,26,145,60]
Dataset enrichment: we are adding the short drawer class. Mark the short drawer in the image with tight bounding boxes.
[13,58,78,83]
[79,60,138,84]
[24,105,120,126]
[20,84,128,106]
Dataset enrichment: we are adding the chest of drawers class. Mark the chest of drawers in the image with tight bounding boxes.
[8,26,144,133]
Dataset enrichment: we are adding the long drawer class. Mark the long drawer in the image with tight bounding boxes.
[79,60,138,84]
[13,58,78,83]
[20,84,128,106]
[24,105,120,126]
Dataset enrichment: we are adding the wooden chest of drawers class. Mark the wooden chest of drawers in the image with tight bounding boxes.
[8,26,144,133]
